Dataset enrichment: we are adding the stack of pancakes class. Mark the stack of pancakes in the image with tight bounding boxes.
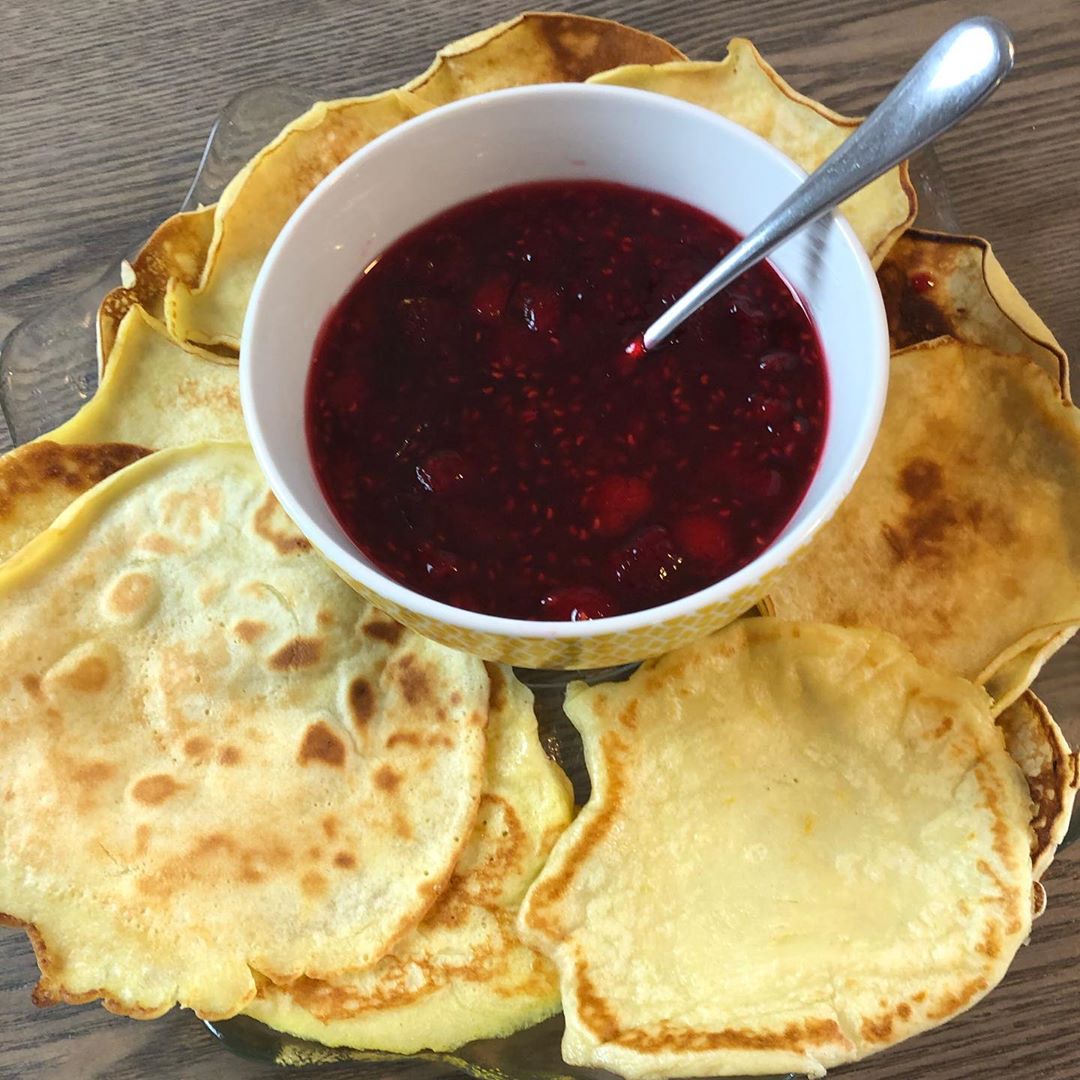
[1,12,1076,1079]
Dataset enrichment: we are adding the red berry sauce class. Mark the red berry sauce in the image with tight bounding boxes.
[307,181,828,621]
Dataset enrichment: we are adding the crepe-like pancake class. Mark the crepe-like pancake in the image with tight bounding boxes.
[0,305,242,564]
[246,665,573,1052]
[404,12,685,105]
[519,620,1033,1078]
[877,229,1070,396]
[165,90,428,350]
[981,625,1080,717]
[98,206,217,372]
[165,14,684,351]
[589,41,916,267]
[997,691,1078,883]
[0,443,488,1021]
[766,339,1080,710]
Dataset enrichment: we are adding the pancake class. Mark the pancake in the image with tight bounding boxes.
[877,229,1070,396]
[766,339,1080,711]
[98,206,217,372]
[982,625,1080,716]
[404,12,685,105]
[519,620,1033,1079]
[245,665,573,1053]
[165,90,428,350]
[0,305,242,564]
[997,691,1078,884]
[165,14,684,351]
[0,443,489,1021]
[589,40,916,267]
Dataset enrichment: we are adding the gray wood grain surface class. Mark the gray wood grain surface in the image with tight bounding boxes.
[1,1,1078,1077]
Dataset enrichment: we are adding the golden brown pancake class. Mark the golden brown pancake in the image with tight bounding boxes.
[519,620,1033,1078]
[997,691,1078,883]
[246,665,573,1052]
[165,14,684,351]
[165,91,428,350]
[404,12,686,104]
[877,229,1070,396]
[767,339,1080,711]
[0,443,489,1021]
[97,206,216,372]
[0,305,242,564]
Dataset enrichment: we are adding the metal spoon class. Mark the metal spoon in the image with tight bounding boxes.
[639,16,1014,353]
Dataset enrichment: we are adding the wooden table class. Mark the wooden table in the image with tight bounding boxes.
[2,1,1078,1077]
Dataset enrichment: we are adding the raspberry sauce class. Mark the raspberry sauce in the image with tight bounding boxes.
[307,181,828,621]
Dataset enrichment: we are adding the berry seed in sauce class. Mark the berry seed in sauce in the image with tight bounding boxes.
[306,181,828,621]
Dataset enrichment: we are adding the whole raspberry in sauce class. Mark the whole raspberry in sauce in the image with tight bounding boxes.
[307,181,828,620]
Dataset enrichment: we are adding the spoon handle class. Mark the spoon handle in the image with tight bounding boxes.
[642,17,1015,351]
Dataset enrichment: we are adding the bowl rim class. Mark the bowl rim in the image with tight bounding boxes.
[241,81,889,643]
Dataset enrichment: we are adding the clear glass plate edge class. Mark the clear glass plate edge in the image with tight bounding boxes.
[0,84,967,1080]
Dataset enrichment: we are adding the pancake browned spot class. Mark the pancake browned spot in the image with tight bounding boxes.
[106,572,156,618]
[363,619,405,645]
[876,230,1069,391]
[218,746,242,767]
[977,921,1002,959]
[385,729,455,750]
[899,457,942,499]
[184,736,210,760]
[348,677,375,727]
[932,716,954,739]
[393,654,431,706]
[70,761,114,788]
[252,491,312,555]
[455,795,527,903]
[487,665,508,713]
[139,533,181,556]
[0,443,150,561]
[374,765,402,793]
[878,254,953,349]
[269,636,323,671]
[861,1012,895,1043]
[234,619,267,644]
[537,12,682,81]
[59,656,111,694]
[298,722,346,767]
[132,774,182,806]
[134,824,151,859]
[925,977,989,1022]
[333,852,357,870]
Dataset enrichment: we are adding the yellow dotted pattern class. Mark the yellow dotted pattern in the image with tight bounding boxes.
[322,555,798,668]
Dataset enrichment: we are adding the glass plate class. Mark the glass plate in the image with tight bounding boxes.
[0,85,1002,1080]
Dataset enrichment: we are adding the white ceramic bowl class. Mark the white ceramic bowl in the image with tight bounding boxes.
[241,83,888,669]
